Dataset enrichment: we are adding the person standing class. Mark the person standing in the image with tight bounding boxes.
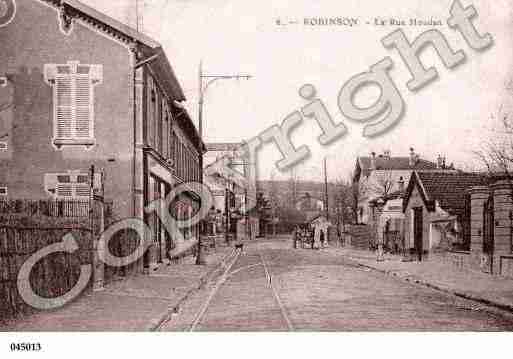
[292,225,299,249]
[320,229,325,249]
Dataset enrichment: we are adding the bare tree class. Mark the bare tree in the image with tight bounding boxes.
[269,171,280,234]
[474,102,513,199]
[288,167,300,209]
[474,105,513,171]
[332,179,352,229]
[368,170,395,198]
[349,171,366,224]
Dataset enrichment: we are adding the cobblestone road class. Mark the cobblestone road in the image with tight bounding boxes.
[162,238,513,331]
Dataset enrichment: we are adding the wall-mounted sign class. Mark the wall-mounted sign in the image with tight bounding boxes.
[0,0,16,27]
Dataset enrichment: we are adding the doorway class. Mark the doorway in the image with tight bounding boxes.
[413,207,423,261]
[482,195,494,274]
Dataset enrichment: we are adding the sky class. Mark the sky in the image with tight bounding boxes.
[82,0,513,183]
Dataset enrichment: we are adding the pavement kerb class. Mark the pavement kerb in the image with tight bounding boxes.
[352,259,513,315]
[146,248,237,331]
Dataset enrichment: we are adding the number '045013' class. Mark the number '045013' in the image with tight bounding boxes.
[10,343,42,352]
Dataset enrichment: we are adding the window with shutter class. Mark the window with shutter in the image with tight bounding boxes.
[54,173,90,199]
[44,61,102,148]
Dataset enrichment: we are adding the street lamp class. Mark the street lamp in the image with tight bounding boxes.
[195,61,252,264]
[198,61,252,140]
[376,198,385,262]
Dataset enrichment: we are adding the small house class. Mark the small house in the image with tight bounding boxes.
[402,171,487,260]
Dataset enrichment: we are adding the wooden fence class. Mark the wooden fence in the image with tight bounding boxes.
[0,199,120,320]
[0,199,94,229]
[0,226,93,319]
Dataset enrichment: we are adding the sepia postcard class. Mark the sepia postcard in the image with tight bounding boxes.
[0,0,512,357]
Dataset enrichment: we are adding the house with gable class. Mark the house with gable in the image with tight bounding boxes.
[0,0,204,272]
[403,171,513,278]
[402,171,487,260]
[353,148,456,224]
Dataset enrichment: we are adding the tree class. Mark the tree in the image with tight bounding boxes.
[474,103,513,198]
[255,192,272,237]
[368,170,395,198]
[288,168,300,209]
[474,104,513,172]
[349,170,369,224]
[331,179,353,229]
[269,171,280,235]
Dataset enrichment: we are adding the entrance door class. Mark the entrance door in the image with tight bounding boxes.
[150,176,162,263]
[413,207,423,261]
[483,195,494,273]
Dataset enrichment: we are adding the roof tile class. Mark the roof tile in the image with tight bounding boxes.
[417,172,488,215]
[359,156,438,171]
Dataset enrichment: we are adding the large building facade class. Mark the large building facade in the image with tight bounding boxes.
[0,0,203,270]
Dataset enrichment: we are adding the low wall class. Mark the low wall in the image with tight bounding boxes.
[438,251,473,271]
[346,225,373,250]
[499,256,513,279]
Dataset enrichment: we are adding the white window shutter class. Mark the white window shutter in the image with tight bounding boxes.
[75,76,92,139]
[56,183,73,198]
[46,62,102,147]
[75,184,90,198]
[55,76,73,139]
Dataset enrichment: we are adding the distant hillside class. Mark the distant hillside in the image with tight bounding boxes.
[257,180,335,208]
[257,180,326,197]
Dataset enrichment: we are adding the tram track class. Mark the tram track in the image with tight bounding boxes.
[189,248,294,331]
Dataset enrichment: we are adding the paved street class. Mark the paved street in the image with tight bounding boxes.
[162,237,513,331]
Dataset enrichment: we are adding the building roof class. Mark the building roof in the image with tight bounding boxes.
[206,143,243,152]
[306,212,324,223]
[41,0,206,150]
[204,159,247,189]
[45,0,186,101]
[403,171,488,216]
[172,106,205,152]
[358,156,438,171]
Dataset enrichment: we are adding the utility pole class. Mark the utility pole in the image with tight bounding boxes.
[324,157,329,219]
[197,61,251,260]
[225,188,229,245]
[324,157,330,244]
[135,0,143,32]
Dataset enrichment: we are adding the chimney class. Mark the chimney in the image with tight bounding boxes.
[437,154,444,169]
[383,149,391,160]
[370,152,376,170]
[398,176,405,192]
[409,147,415,167]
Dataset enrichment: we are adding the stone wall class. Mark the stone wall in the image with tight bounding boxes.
[469,186,489,272]
[469,180,513,277]
[490,181,513,275]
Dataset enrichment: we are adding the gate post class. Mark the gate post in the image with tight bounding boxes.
[93,199,105,291]
[491,179,513,276]
[469,186,489,272]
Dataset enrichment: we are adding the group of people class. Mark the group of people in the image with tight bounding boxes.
[292,224,327,249]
